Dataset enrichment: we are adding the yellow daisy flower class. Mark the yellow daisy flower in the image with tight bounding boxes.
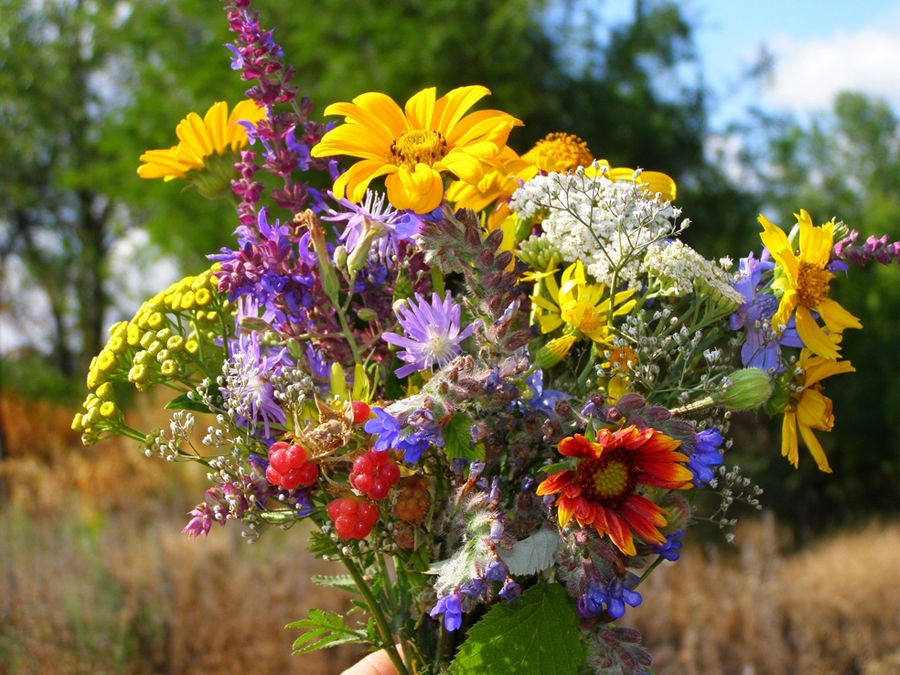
[780,349,855,472]
[138,99,265,182]
[759,209,862,360]
[310,85,522,214]
[531,260,636,349]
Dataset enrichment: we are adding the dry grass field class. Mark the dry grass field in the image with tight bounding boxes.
[2,393,899,674]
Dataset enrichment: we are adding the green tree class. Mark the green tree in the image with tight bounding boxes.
[0,0,245,384]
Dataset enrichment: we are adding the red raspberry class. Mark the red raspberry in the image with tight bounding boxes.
[349,449,401,501]
[266,441,318,490]
[327,496,379,540]
[393,476,431,523]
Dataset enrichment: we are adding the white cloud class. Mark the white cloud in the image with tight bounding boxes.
[765,15,900,113]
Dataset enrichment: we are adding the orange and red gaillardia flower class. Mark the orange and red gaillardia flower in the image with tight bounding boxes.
[536,426,693,556]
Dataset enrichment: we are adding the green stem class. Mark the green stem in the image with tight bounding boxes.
[636,555,665,587]
[338,549,411,675]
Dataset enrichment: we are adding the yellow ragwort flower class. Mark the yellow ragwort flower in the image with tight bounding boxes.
[138,100,265,181]
[780,349,855,473]
[531,260,636,348]
[759,209,862,360]
[310,85,522,214]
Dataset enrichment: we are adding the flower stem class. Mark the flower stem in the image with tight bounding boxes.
[337,549,411,675]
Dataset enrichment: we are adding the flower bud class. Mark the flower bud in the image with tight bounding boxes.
[713,368,773,411]
[532,335,576,369]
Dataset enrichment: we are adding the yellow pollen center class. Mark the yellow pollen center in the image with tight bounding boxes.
[796,261,832,307]
[390,129,447,167]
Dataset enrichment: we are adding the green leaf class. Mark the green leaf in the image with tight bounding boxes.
[311,574,359,593]
[288,609,366,654]
[450,583,585,675]
[164,391,211,413]
[502,528,560,576]
[443,412,475,460]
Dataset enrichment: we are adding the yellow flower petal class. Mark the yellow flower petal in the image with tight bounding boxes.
[781,413,800,467]
[795,307,842,360]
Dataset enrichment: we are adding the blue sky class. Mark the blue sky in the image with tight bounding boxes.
[683,0,900,124]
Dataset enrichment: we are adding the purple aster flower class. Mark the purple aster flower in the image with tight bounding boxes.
[323,189,423,262]
[382,292,477,378]
[429,593,463,632]
[220,300,293,439]
[687,427,725,486]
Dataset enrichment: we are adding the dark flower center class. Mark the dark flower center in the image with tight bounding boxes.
[576,447,635,508]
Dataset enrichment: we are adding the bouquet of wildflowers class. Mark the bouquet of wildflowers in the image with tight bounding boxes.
[73,2,900,673]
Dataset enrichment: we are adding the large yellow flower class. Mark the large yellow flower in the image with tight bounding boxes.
[138,100,265,182]
[759,210,862,360]
[531,260,636,348]
[310,85,521,214]
[779,349,855,472]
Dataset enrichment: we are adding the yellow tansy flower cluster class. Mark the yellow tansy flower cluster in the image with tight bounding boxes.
[73,267,232,444]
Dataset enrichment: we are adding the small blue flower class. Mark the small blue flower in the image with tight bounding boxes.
[653,529,685,561]
[429,593,463,632]
[687,428,725,486]
[364,408,402,451]
[499,580,521,602]
[578,576,642,620]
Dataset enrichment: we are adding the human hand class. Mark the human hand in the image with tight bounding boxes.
[340,649,398,675]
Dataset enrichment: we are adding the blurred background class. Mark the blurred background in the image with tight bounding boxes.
[1,0,898,672]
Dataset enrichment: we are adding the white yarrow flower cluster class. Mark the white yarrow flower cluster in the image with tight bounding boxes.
[642,239,743,305]
[510,165,684,288]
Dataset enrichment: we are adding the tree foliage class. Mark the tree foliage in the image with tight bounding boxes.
[2,0,729,388]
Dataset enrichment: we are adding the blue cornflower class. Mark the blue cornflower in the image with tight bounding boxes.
[429,593,463,632]
[687,427,725,486]
[382,292,477,378]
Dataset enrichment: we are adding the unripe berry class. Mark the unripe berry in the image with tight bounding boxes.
[393,476,431,523]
